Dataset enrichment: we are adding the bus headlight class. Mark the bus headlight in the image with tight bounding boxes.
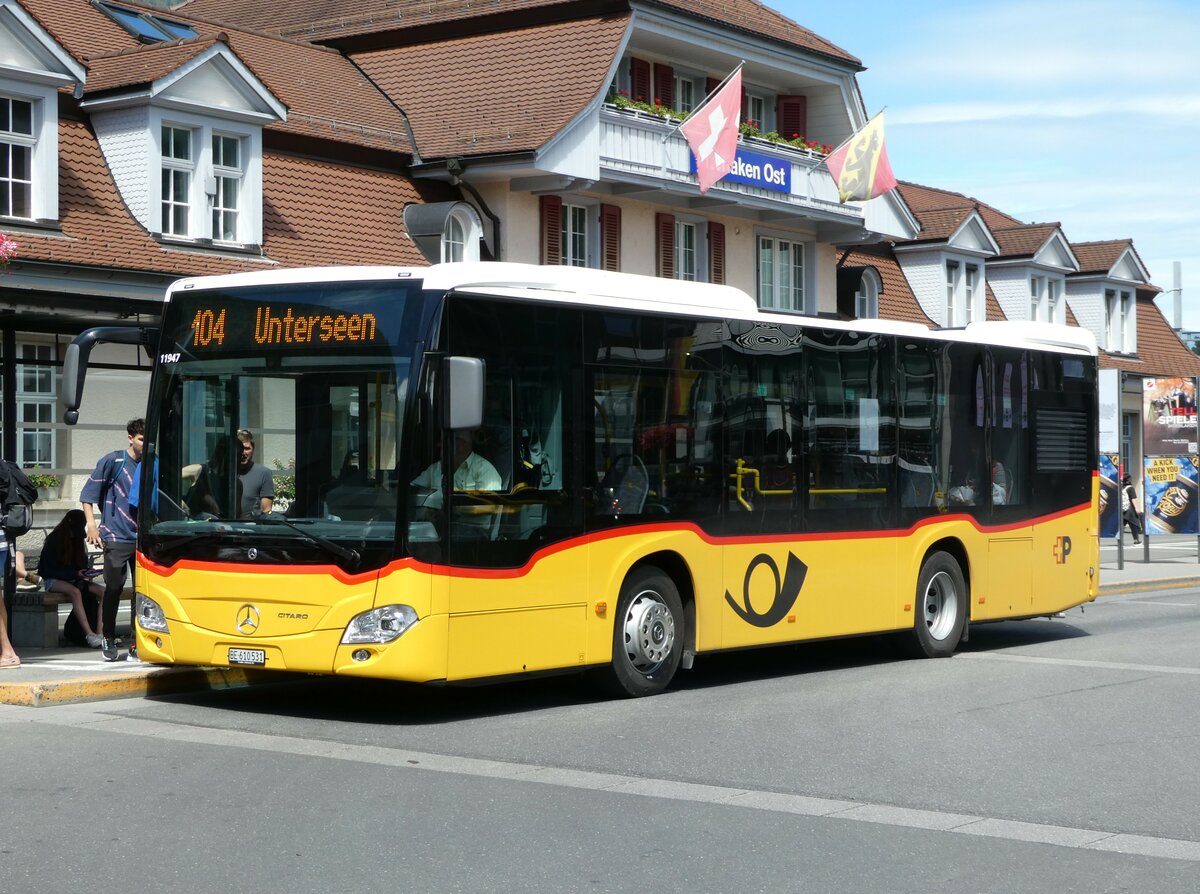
[135,593,169,633]
[341,604,418,644]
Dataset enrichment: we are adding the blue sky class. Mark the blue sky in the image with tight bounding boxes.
[775,0,1200,329]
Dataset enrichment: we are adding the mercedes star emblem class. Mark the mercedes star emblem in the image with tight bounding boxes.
[236,604,260,634]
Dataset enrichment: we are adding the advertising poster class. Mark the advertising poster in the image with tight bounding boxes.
[1098,453,1120,537]
[1144,455,1200,535]
[1143,378,1198,456]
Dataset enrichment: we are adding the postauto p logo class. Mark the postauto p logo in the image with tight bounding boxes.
[1053,535,1072,565]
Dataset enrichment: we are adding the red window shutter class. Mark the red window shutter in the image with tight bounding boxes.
[776,95,807,140]
[600,204,621,272]
[656,212,675,279]
[653,63,674,108]
[630,58,651,103]
[540,195,562,265]
[708,222,726,285]
[706,77,720,98]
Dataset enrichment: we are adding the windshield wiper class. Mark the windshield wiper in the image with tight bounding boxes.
[250,515,361,567]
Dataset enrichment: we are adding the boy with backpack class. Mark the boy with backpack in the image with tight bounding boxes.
[80,418,144,662]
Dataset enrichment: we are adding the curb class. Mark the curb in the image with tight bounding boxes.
[1098,577,1200,596]
[0,665,294,708]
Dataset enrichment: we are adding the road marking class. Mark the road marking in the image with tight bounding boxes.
[24,705,1200,863]
[965,652,1200,676]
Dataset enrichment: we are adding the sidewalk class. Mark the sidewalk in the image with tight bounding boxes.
[4,536,1199,707]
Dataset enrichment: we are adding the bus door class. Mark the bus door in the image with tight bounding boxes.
[983,348,1032,618]
[719,326,806,650]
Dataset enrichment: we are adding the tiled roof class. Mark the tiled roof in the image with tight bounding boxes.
[990,222,1061,260]
[985,284,1005,321]
[83,37,221,95]
[1100,298,1200,377]
[353,14,629,159]
[8,117,440,276]
[838,245,934,327]
[903,206,973,243]
[1070,239,1147,277]
[18,0,140,60]
[177,0,861,64]
[261,151,440,267]
[23,1,415,154]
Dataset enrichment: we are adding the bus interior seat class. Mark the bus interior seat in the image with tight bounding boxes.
[598,454,648,516]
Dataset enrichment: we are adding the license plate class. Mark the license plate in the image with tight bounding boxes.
[228,648,266,666]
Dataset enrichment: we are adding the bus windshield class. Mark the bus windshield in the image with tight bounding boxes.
[141,278,433,572]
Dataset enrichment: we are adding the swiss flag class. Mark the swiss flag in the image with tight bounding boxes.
[680,68,742,194]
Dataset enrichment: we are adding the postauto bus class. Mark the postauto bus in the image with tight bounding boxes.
[63,263,1099,696]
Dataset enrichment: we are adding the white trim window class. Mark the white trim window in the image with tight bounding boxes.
[945,259,981,326]
[0,95,34,219]
[211,133,242,243]
[745,94,766,131]
[161,124,193,237]
[757,235,806,312]
[856,268,881,319]
[673,75,696,115]
[441,205,482,263]
[1030,274,1064,323]
[560,202,590,267]
[17,342,54,468]
[1105,288,1135,352]
[675,220,697,281]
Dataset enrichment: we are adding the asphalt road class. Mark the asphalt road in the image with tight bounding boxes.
[2,587,1197,893]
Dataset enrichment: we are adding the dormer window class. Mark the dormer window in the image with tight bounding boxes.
[0,96,33,218]
[1030,274,1064,324]
[97,3,198,43]
[1105,288,1135,352]
[161,125,192,236]
[945,259,981,326]
[212,134,242,242]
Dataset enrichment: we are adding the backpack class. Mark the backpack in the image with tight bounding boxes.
[0,460,38,538]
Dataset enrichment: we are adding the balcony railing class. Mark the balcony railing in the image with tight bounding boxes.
[599,104,857,218]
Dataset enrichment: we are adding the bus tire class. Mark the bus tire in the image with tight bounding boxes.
[906,551,966,658]
[603,566,684,697]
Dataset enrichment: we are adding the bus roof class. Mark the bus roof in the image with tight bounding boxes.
[167,262,1097,357]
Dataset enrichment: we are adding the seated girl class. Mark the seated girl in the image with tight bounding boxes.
[37,509,104,648]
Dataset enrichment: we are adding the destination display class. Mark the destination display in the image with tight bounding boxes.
[177,298,384,352]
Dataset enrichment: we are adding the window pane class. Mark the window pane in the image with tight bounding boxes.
[11,100,31,135]
[10,181,28,218]
[12,144,29,181]
[0,100,8,133]
[758,237,774,307]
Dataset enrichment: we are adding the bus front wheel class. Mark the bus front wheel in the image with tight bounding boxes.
[906,551,966,658]
[604,567,684,697]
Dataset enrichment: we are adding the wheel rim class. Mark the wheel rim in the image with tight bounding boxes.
[922,570,959,642]
[622,588,676,674]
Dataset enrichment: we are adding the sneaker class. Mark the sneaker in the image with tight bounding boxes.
[102,638,120,662]
[85,633,104,649]
[23,572,41,586]
[127,647,140,663]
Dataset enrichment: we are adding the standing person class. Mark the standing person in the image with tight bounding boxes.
[236,429,274,517]
[1122,474,1143,544]
[0,528,19,668]
[81,418,144,662]
[39,509,105,648]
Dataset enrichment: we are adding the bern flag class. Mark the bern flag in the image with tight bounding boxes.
[680,68,743,194]
[823,112,897,203]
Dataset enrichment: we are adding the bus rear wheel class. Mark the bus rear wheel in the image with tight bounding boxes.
[906,551,966,658]
[603,567,684,697]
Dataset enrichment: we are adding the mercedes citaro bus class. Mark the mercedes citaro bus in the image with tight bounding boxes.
[63,263,1099,696]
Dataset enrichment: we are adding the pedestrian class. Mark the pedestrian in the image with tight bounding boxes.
[0,527,19,668]
[235,429,274,517]
[38,509,105,648]
[1121,474,1143,544]
[80,418,144,661]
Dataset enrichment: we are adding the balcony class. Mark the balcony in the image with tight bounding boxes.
[598,104,862,227]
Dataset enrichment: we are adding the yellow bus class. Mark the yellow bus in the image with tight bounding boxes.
[64,263,1099,696]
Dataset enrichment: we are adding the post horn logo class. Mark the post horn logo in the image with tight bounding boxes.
[236,604,261,635]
